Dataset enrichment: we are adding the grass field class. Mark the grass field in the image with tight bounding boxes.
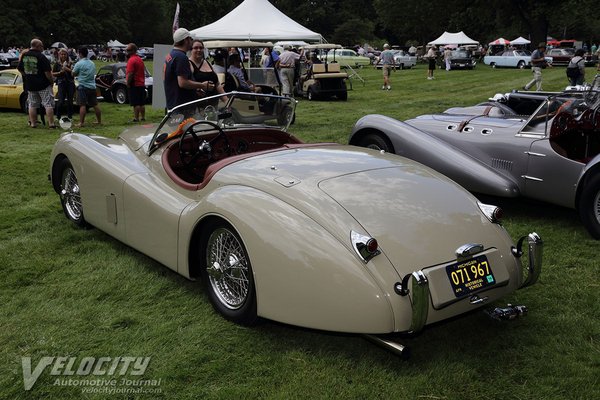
[0,63,599,399]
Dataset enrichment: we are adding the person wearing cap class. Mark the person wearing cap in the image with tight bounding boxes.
[164,27,213,109]
[379,43,395,90]
[524,42,551,91]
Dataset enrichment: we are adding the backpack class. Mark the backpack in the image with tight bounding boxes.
[566,66,580,79]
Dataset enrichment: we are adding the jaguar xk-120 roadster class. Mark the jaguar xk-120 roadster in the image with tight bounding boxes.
[50,92,542,356]
[350,76,600,239]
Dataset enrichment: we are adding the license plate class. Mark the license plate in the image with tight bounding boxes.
[446,255,495,298]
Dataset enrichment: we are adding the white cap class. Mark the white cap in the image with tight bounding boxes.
[383,43,390,49]
[173,28,192,44]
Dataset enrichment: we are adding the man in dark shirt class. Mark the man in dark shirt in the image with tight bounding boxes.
[524,42,551,91]
[163,28,211,110]
[17,38,56,128]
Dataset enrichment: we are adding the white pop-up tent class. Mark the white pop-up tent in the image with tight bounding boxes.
[190,0,323,42]
[107,40,126,48]
[428,31,479,46]
[510,36,531,45]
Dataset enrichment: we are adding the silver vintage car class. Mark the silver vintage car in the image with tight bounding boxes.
[350,76,600,238]
[50,92,542,355]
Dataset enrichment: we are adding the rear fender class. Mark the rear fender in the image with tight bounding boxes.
[350,115,520,197]
[180,185,405,334]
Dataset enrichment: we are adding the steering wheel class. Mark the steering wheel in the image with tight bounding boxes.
[179,120,231,168]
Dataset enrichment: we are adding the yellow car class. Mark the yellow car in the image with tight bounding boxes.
[0,69,27,111]
[0,68,60,112]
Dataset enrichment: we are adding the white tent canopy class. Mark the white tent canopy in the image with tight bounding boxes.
[510,36,531,45]
[428,31,479,46]
[107,40,126,48]
[190,0,322,42]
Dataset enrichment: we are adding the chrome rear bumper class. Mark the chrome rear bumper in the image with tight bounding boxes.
[514,232,543,288]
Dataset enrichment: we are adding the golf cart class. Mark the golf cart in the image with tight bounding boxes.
[203,40,294,124]
[295,44,348,101]
[204,40,283,96]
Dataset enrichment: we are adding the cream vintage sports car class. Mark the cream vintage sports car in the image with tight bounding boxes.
[49,92,542,356]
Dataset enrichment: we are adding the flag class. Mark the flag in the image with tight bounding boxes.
[172,2,180,33]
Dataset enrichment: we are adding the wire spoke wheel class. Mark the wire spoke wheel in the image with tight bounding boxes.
[206,227,250,310]
[60,162,84,223]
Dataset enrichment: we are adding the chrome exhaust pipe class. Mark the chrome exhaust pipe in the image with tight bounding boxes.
[363,335,410,359]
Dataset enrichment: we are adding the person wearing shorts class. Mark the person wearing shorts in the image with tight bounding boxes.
[126,43,146,122]
[17,38,56,128]
[72,47,101,127]
[379,43,395,90]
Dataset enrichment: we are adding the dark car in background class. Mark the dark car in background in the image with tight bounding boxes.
[546,48,575,66]
[447,49,476,69]
[0,53,19,70]
[95,63,153,105]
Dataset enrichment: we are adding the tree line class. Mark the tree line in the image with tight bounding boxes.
[2,0,598,50]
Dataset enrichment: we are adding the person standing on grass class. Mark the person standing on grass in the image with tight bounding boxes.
[17,38,56,128]
[125,43,146,122]
[379,43,395,90]
[524,42,551,91]
[72,47,101,127]
[443,47,452,71]
[52,48,75,120]
[426,45,437,80]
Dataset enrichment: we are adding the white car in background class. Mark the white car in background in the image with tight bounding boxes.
[374,50,417,69]
[323,48,371,67]
[483,50,553,69]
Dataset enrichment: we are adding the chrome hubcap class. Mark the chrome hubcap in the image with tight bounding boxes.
[61,168,82,220]
[206,228,249,309]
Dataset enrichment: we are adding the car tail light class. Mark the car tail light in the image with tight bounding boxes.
[478,202,503,223]
[351,231,381,263]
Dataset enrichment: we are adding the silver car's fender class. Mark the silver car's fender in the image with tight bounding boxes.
[350,115,520,197]
[178,184,411,334]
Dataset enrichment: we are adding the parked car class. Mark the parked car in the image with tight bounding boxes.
[0,68,58,112]
[49,92,542,356]
[374,50,417,70]
[0,69,27,110]
[138,47,154,60]
[94,62,153,104]
[295,44,348,101]
[483,50,552,69]
[446,49,476,69]
[0,52,19,70]
[546,48,575,66]
[349,76,600,238]
[323,48,371,68]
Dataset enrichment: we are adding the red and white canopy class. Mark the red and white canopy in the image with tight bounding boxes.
[489,38,510,45]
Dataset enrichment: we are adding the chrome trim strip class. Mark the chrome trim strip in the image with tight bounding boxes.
[521,175,544,182]
[525,151,546,157]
